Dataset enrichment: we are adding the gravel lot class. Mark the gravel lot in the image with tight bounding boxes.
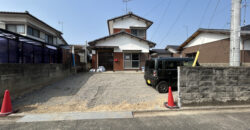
[13,72,177,113]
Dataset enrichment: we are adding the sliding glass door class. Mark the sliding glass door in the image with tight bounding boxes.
[124,53,140,69]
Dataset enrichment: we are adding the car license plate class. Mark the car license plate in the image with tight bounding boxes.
[147,80,151,84]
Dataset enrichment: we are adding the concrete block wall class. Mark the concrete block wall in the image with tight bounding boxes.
[178,66,250,106]
[0,64,71,101]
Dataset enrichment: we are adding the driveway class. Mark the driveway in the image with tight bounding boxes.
[13,72,177,113]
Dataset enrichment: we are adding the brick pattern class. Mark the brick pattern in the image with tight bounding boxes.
[114,52,123,71]
[179,67,250,106]
[113,28,131,34]
[180,39,230,63]
[241,50,250,63]
[140,53,149,68]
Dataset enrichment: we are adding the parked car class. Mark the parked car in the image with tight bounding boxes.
[144,57,199,93]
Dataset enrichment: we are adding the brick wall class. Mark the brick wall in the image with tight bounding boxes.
[241,50,250,63]
[178,66,250,106]
[140,53,149,68]
[114,52,123,71]
[180,39,230,63]
[113,28,131,34]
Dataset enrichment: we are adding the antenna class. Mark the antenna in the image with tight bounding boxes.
[58,21,64,33]
[123,0,132,13]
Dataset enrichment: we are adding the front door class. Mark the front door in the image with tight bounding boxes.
[98,51,113,70]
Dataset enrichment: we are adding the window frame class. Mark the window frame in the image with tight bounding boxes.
[27,26,40,38]
[6,24,25,34]
[123,53,140,69]
[130,29,146,38]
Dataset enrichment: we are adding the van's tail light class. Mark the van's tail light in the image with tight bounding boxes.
[153,70,157,77]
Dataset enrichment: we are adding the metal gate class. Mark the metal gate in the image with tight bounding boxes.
[98,52,113,70]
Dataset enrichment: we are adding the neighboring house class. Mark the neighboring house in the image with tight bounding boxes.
[150,49,172,58]
[0,11,67,46]
[88,12,156,71]
[175,25,250,66]
[165,45,179,55]
[70,45,88,64]
[0,11,69,64]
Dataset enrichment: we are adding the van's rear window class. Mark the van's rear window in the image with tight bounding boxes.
[146,61,155,69]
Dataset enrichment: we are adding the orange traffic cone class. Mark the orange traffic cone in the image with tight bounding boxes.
[164,86,178,109]
[0,90,12,116]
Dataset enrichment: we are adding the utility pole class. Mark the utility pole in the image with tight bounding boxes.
[230,0,242,66]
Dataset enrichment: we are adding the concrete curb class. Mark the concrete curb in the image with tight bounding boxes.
[16,111,133,122]
[132,105,250,117]
[3,105,250,122]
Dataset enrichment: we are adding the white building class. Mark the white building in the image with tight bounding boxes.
[89,12,156,71]
[0,11,67,46]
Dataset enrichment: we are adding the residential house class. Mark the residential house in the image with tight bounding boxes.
[165,45,179,55]
[88,12,156,71]
[0,11,67,46]
[175,25,250,66]
[150,49,172,58]
[0,11,69,64]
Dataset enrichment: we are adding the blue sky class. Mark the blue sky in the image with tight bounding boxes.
[1,0,250,48]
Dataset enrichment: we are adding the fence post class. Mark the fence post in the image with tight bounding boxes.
[178,66,182,108]
[7,39,9,63]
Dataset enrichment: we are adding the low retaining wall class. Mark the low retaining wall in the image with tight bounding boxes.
[0,64,71,101]
[178,66,250,106]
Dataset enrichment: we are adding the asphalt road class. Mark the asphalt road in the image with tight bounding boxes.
[1,110,250,130]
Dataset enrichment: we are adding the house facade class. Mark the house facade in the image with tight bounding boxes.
[88,12,156,71]
[175,26,250,66]
[0,11,67,46]
[0,11,69,64]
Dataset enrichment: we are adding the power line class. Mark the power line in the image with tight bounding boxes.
[198,0,212,27]
[143,0,165,17]
[150,0,172,40]
[207,0,221,28]
[158,0,190,47]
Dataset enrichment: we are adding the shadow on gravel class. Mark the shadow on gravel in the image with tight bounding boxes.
[12,72,94,113]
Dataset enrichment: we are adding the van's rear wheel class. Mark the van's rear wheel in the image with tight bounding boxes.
[156,81,168,93]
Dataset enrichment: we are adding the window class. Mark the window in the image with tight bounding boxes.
[6,24,24,34]
[27,26,40,38]
[45,34,53,44]
[165,61,178,69]
[157,61,163,69]
[124,53,140,69]
[131,29,145,38]
[145,60,155,71]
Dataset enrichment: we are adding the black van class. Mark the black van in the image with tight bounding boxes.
[144,57,199,93]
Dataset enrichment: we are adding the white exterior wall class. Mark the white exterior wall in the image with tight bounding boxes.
[0,14,66,45]
[95,35,149,53]
[113,17,147,29]
[185,32,229,48]
[244,39,250,50]
[0,22,6,29]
